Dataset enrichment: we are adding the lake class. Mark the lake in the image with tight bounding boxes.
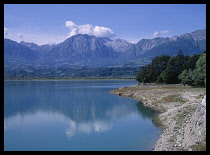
[4,80,161,151]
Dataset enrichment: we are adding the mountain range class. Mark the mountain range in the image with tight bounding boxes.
[4,29,206,69]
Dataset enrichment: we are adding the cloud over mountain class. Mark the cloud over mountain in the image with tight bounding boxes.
[17,33,23,38]
[4,28,8,36]
[152,30,171,37]
[65,21,115,38]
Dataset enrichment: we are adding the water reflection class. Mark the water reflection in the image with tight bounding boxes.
[66,119,113,139]
[4,81,160,150]
[4,81,137,121]
[4,81,137,136]
[136,101,158,119]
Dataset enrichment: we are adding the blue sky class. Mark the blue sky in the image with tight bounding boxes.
[4,4,206,45]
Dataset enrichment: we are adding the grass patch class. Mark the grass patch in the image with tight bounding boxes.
[191,136,206,151]
[162,94,186,103]
[192,142,206,151]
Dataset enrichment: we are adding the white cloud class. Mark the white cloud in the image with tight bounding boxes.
[152,31,159,37]
[4,28,8,35]
[4,28,66,45]
[66,21,77,28]
[130,40,138,44]
[152,30,171,37]
[160,30,170,34]
[65,21,115,38]
[17,33,23,38]
[4,21,115,45]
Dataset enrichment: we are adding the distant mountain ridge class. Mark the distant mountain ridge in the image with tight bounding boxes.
[4,39,39,63]
[130,29,205,56]
[142,29,206,57]
[4,29,206,68]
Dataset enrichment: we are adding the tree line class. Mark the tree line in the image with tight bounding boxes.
[136,50,206,87]
[4,67,140,80]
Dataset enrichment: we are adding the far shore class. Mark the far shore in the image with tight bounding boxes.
[4,78,136,81]
[110,83,206,151]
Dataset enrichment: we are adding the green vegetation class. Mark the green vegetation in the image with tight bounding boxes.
[162,94,186,103]
[4,49,206,84]
[178,52,206,87]
[4,67,140,80]
[179,136,206,151]
[191,139,206,151]
[136,50,206,87]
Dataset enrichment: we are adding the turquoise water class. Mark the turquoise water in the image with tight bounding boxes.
[4,80,161,151]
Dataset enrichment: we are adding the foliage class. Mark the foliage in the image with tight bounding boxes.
[158,50,190,84]
[179,53,206,87]
[186,53,201,70]
[4,67,140,80]
[178,69,191,86]
[136,64,152,83]
[136,55,170,83]
[136,50,206,87]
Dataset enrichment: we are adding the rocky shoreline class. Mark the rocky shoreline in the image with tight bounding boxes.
[110,83,206,151]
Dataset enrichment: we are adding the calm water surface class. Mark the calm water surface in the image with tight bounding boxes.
[4,80,161,151]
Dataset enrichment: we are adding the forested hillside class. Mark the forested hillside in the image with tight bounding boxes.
[4,67,140,80]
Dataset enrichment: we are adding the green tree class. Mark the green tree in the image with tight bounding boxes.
[159,56,180,83]
[178,52,206,87]
[157,50,190,84]
[186,54,201,70]
[193,53,206,87]
[137,50,205,86]
[136,64,152,83]
[178,69,194,86]
[196,53,206,76]
[137,55,171,83]
[156,70,169,84]
[151,55,171,82]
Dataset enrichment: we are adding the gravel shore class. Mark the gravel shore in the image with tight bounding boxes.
[110,83,206,151]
